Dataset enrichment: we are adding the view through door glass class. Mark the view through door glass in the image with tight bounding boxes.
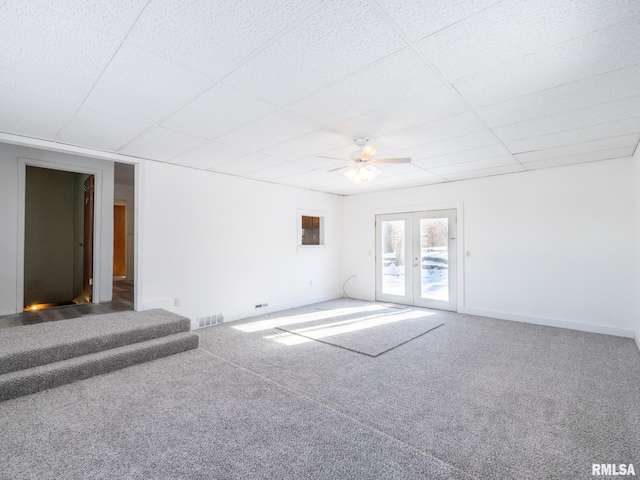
[380,220,406,296]
[419,217,449,302]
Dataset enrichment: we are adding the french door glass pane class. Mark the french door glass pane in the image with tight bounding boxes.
[420,218,449,301]
[381,220,405,296]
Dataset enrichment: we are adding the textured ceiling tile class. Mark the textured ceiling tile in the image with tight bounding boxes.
[521,147,637,170]
[475,64,640,127]
[33,0,145,35]
[287,49,441,126]
[514,134,640,163]
[493,97,640,143]
[414,143,513,169]
[505,117,640,153]
[260,130,350,161]
[245,162,313,181]
[224,0,407,105]
[392,130,501,162]
[428,155,518,176]
[376,0,501,42]
[418,0,640,80]
[215,111,318,151]
[454,16,640,108]
[83,43,212,124]
[210,153,285,175]
[333,85,468,140]
[127,0,321,78]
[58,106,151,151]
[371,112,485,152]
[0,1,117,103]
[162,83,277,139]
[440,164,524,181]
[172,141,251,169]
[118,127,208,161]
[0,85,76,140]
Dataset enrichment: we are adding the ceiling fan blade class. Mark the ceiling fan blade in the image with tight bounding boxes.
[317,155,352,162]
[360,145,378,160]
[372,157,412,164]
[328,165,351,172]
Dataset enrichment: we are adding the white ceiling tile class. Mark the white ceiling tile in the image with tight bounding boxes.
[83,43,212,124]
[371,112,485,152]
[418,0,640,80]
[493,97,640,143]
[476,65,640,127]
[370,169,440,186]
[211,153,285,175]
[376,0,501,42]
[287,49,441,126]
[215,111,318,151]
[333,85,469,140]
[277,169,337,186]
[428,155,519,176]
[414,143,513,169]
[33,0,145,35]
[58,107,151,151]
[118,127,207,160]
[506,117,640,153]
[127,0,321,78]
[171,141,252,169]
[245,162,313,181]
[224,0,407,105]
[161,83,277,139]
[522,147,637,170]
[0,86,76,140]
[391,130,500,162]
[454,16,640,108]
[441,164,525,181]
[514,134,640,163]
[260,130,350,161]
[0,1,117,103]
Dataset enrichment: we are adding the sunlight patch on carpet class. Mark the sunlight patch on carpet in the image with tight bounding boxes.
[273,308,443,357]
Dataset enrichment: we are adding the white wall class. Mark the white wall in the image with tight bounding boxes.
[633,147,640,350]
[343,158,636,338]
[0,143,114,315]
[138,160,344,327]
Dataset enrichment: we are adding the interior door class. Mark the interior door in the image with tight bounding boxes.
[376,210,457,311]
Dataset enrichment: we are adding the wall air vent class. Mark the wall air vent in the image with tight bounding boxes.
[196,314,224,329]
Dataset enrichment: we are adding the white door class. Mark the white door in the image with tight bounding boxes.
[376,210,457,311]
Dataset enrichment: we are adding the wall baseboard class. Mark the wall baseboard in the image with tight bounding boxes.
[461,307,635,339]
[191,291,344,329]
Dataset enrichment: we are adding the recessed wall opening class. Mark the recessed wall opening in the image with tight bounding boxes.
[300,215,324,246]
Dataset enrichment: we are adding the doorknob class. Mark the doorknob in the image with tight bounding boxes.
[79,243,85,246]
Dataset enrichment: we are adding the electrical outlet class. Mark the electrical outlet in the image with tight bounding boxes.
[175,297,181,306]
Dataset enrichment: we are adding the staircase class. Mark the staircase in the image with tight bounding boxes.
[0,309,199,402]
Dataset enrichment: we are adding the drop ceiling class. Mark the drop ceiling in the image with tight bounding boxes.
[2,0,639,195]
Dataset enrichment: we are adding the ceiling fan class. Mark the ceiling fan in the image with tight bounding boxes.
[319,138,411,184]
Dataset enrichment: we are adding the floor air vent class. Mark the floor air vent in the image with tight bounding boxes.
[197,314,224,329]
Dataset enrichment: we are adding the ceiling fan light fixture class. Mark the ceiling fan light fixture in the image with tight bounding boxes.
[345,164,378,184]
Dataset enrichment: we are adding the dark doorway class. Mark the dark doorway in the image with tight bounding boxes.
[24,166,94,310]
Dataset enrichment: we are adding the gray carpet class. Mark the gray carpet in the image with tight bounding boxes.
[2,298,639,479]
[0,348,474,480]
[274,303,443,356]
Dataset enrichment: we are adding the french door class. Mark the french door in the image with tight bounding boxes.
[375,210,457,311]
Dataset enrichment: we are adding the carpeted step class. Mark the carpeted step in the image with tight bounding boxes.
[0,331,199,402]
[0,309,191,375]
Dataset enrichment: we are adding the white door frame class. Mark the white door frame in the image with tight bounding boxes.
[373,202,464,312]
